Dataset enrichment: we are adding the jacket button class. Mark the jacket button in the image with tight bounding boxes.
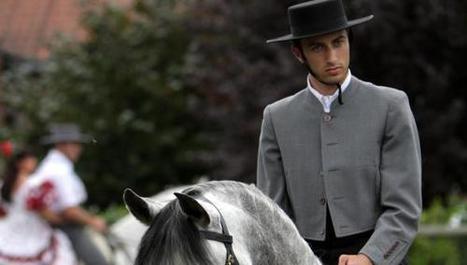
[323,114,332,122]
[320,198,326,205]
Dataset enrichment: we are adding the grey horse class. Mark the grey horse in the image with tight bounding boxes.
[123,180,322,265]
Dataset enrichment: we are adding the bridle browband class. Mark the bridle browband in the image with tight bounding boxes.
[197,197,239,265]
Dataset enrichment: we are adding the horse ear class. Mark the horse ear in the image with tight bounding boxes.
[174,192,210,226]
[123,188,164,225]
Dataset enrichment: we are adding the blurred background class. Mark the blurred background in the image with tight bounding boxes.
[0,0,466,263]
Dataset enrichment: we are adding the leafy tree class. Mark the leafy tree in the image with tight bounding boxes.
[183,0,305,181]
[2,0,209,207]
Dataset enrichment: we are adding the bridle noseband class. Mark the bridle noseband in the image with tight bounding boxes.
[198,198,239,265]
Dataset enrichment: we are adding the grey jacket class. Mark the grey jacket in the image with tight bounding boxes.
[257,76,422,265]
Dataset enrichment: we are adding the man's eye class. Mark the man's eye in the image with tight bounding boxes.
[311,45,323,52]
[333,39,345,47]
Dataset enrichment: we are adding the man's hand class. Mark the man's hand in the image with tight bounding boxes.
[338,254,373,265]
[89,216,108,234]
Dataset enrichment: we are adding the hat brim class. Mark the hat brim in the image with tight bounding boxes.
[40,134,93,145]
[266,15,374,44]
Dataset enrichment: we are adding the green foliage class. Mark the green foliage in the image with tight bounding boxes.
[98,204,128,225]
[2,0,209,207]
[409,197,467,265]
[410,238,461,265]
[421,196,467,224]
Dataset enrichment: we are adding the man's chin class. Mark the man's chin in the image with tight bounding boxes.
[310,71,347,86]
[319,76,344,86]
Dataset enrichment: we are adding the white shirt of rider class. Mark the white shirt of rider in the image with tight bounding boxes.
[31,149,87,212]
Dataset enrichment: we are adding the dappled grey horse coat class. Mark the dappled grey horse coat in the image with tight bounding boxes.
[257,76,422,265]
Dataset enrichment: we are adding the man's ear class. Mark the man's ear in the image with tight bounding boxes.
[174,192,211,227]
[123,188,165,225]
[291,44,305,64]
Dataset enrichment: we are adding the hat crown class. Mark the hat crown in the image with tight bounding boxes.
[266,0,373,43]
[49,123,80,134]
[41,123,91,145]
[289,0,347,36]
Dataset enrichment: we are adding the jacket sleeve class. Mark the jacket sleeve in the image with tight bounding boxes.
[256,106,295,219]
[360,92,422,265]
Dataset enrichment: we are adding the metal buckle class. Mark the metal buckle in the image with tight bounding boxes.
[227,254,235,265]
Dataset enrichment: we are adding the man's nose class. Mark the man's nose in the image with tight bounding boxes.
[325,47,338,64]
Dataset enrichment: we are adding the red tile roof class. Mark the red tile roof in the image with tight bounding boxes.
[0,0,132,60]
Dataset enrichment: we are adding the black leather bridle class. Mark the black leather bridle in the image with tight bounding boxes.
[198,198,239,265]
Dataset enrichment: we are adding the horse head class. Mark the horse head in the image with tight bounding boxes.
[124,181,321,265]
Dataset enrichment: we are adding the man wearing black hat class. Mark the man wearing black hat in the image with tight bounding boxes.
[33,123,110,265]
[257,0,422,265]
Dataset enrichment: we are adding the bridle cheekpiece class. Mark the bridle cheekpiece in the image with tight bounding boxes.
[198,197,239,265]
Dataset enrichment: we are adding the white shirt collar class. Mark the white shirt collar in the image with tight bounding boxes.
[307,70,352,113]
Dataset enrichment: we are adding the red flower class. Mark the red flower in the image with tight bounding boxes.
[26,180,56,211]
[0,140,14,158]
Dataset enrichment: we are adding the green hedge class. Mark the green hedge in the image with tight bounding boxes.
[409,197,467,265]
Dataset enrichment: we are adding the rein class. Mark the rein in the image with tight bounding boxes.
[198,197,239,265]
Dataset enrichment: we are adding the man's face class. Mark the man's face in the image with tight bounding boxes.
[58,142,83,162]
[295,30,350,85]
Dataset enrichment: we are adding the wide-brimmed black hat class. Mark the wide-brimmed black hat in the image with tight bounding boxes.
[40,123,92,145]
[267,0,373,44]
